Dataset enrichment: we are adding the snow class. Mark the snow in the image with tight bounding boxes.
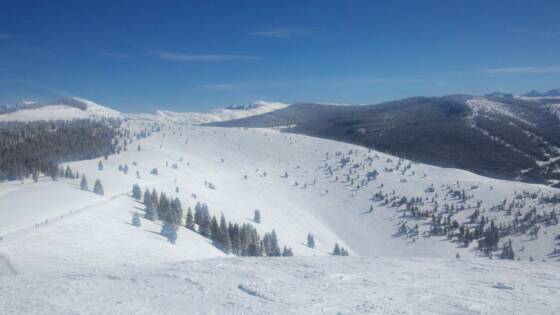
[1,256,559,314]
[466,98,534,126]
[134,100,288,125]
[1,111,560,313]
[0,97,120,122]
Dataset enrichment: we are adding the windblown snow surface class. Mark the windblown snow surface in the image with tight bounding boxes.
[1,116,560,314]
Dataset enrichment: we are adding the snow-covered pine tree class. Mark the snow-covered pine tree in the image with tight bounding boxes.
[64,166,73,178]
[93,179,104,196]
[270,230,281,256]
[161,221,178,244]
[150,189,159,209]
[219,214,232,254]
[171,197,183,225]
[210,216,220,242]
[80,175,88,191]
[282,246,294,256]
[332,243,341,255]
[307,233,315,248]
[185,207,195,230]
[254,209,261,223]
[157,192,172,223]
[32,170,39,182]
[132,212,141,227]
[98,161,104,170]
[132,183,142,200]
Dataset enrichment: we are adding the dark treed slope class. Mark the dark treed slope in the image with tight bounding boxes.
[0,119,120,181]
[209,95,560,186]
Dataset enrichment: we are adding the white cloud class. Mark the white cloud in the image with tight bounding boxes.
[482,65,560,75]
[152,51,259,61]
[249,27,312,38]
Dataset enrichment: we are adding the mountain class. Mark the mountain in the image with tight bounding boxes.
[0,98,287,124]
[522,88,560,98]
[0,97,120,122]
[484,91,513,98]
[1,105,560,313]
[134,100,288,125]
[209,95,560,186]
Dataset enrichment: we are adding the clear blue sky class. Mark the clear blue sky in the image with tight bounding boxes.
[1,0,559,112]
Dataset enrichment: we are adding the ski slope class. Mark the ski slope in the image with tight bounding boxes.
[1,116,560,314]
[1,256,559,314]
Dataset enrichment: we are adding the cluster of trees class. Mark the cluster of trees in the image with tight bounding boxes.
[135,185,292,255]
[81,175,104,196]
[188,201,291,256]
[0,119,119,181]
[332,243,349,256]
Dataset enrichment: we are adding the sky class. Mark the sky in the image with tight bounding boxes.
[1,0,559,112]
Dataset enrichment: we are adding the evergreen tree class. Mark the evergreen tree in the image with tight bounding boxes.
[254,209,261,223]
[210,216,220,242]
[219,214,232,254]
[170,197,183,225]
[158,193,172,223]
[307,233,315,249]
[32,170,39,182]
[150,189,159,209]
[93,179,104,196]
[80,174,88,191]
[132,183,142,200]
[269,230,281,256]
[185,207,195,230]
[143,189,151,205]
[332,243,341,255]
[161,221,178,244]
[64,166,73,178]
[98,161,104,170]
[282,246,294,256]
[132,212,141,227]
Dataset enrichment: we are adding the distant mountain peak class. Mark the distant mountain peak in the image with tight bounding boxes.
[484,92,513,98]
[224,101,288,111]
[521,88,560,97]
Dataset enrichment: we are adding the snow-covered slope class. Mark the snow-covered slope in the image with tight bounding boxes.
[1,115,560,313]
[1,120,559,267]
[2,256,559,314]
[0,97,120,122]
[135,101,288,125]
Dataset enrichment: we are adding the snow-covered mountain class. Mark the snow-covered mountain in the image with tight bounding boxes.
[134,100,288,125]
[211,94,560,186]
[522,88,560,98]
[0,97,288,126]
[1,98,560,313]
[0,97,120,122]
